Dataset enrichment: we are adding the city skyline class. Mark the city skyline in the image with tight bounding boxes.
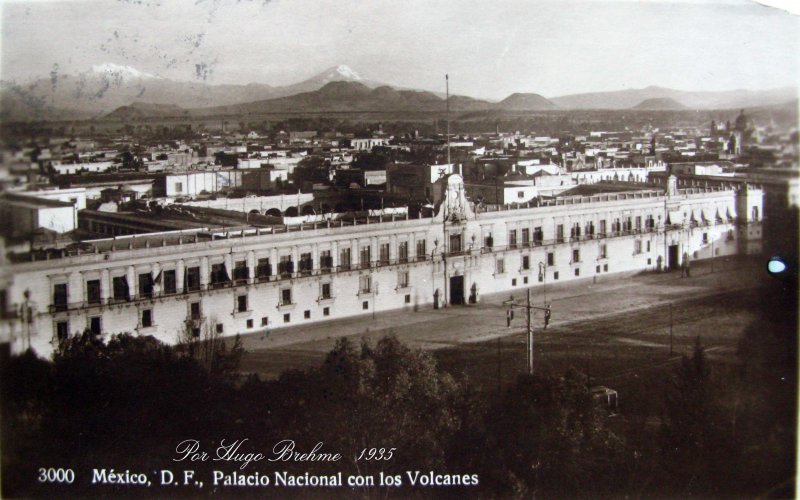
[1,0,798,101]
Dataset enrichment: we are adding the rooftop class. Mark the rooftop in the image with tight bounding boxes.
[0,192,74,209]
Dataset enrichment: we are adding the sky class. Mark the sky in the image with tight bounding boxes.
[1,0,798,100]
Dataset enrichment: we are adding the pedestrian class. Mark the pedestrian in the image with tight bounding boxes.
[686,260,691,277]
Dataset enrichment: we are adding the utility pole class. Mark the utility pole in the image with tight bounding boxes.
[710,237,714,274]
[442,74,450,308]
[496,335,502,402]
[446,74,451,167]
[663,193,669,271]
[669,303,674,356]
[526,289,532,374]
[504,289,550,375]
[372,281,379,321]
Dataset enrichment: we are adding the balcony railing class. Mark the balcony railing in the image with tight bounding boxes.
[209,280,232,290]
[44,222,703,314]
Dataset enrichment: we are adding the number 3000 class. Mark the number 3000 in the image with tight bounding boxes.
[38,468,74,484]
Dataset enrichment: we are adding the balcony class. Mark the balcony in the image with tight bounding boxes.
[48,302,71,313]
[209,280,232,290]
[277,264,294,279]
[233,277,250,286]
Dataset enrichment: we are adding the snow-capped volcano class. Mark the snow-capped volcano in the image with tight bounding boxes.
[330,64,362,81]
[312,65,364,84]
[91,63,160,80]
[274,64,385,96]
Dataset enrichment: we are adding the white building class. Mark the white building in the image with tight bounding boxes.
[157,171,244,197]
[350,138,388,151]
[0,192,78,237]
[0,175,762,357]
[52,161,114,175]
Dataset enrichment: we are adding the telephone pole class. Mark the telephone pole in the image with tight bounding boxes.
[526,289,532,374]
[442,74,451,308]
[504,289,550,375]
[669,303,674,356]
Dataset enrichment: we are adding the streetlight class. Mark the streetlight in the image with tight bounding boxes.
[538,261,547,306]
[372,281,379,320]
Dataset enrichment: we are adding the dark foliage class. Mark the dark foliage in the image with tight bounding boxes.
[2,319,795,498]
[292,155,331,185]
[471,370,628,497]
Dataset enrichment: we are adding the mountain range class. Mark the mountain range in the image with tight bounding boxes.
[552,85,797,110]
[0,63,796,122]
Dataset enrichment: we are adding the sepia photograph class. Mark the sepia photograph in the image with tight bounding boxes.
[0,0,797,497]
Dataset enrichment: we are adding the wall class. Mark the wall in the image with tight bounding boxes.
[179,192,314,214]
[165,171,245,197]
[23,188,87,210]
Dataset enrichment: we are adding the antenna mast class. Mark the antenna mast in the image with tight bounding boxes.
[446,74,451,166]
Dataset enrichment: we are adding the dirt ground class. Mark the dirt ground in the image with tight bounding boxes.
[238,256,770,388]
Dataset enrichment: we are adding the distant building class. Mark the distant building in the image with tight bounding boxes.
[387,163,460,202]
[154,170,246,197]
[52,161,113,176]
[0,191,78,237]
[336,169,387,188]
[350,138,387,151]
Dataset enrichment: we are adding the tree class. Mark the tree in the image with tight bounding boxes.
[659,337,734,495]
[177,319,244,380]
[732,281,797,493]
[477,369,627,497]
[292,155,330,185]
[260,336,463,481]
[214,151,238,167]
[353,152,389,171]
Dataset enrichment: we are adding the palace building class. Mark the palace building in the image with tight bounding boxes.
[0,175,763,356]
